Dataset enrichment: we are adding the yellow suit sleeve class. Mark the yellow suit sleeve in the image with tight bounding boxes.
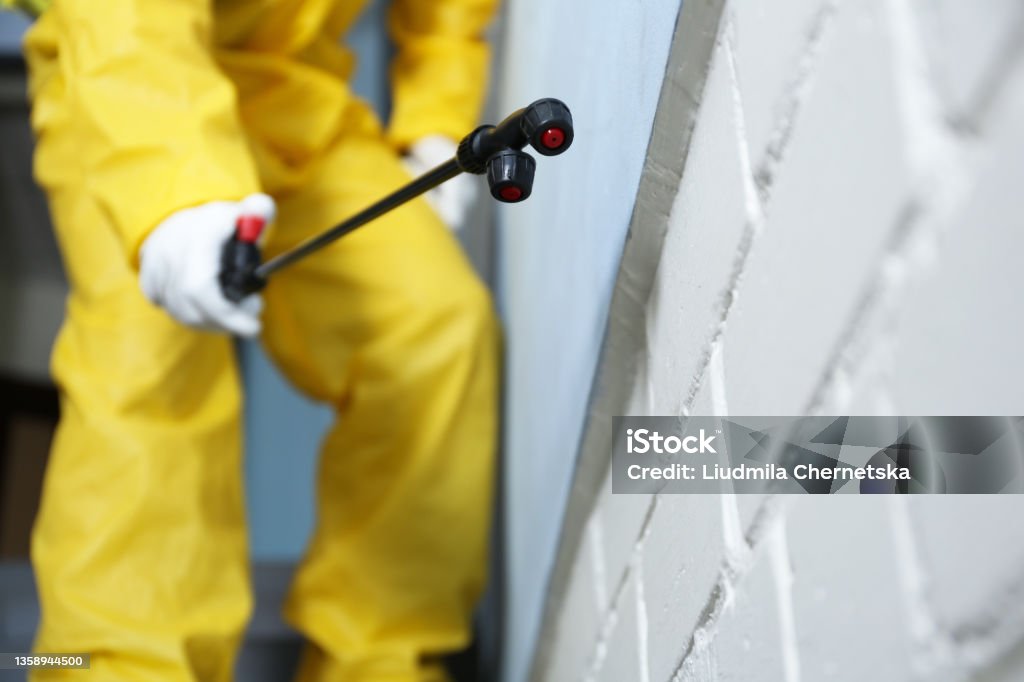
[386,0,499,149]
[2,0,48,17]
[35,0,259,263]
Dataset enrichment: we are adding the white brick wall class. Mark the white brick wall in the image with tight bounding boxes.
[532,0,1024,680]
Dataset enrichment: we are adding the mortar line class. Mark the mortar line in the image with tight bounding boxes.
[708,339,730,419]
[666,496,793,681]
[709,335,752,578]
[587,515,609,613]
[722,13,767,230]
[958,3,1024,131]
[634,553,652,682]
[768,520,802,682]
[754,0,841,203]
[577,495,660,682]
[887,495,955,679]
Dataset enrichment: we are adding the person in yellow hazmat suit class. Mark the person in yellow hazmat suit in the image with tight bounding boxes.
[3,0,500,679]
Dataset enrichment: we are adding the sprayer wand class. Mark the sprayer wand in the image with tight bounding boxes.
[219,98,574,303]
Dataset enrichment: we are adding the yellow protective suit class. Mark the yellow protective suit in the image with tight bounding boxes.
[17,0,499,680]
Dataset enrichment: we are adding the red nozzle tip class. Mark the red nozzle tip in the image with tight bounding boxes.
[541,127,565,150]
[499,186,523,202]
[236,215,266,243]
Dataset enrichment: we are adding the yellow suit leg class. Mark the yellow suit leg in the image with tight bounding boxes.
[27,183,252,680]
[257,103,499,682]
[23,10,254,681]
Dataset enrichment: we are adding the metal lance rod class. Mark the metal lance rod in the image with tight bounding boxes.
[254,159,462,280]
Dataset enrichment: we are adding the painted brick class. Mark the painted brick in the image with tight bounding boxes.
[715,545,789,682]
[530,1,1024,680]
[642,494,726,682]
[842,343,899,416]
[724,0,913,415]
[672,641,719,682]
[685,368,771,535]
[912,0,1024,118]
[906,497,1024,632]
[786,496,915,681]
[645,40,750,418]
[596,574,642,682]
[889,112,1024,415]
[596,469,654,601]
[977,642,1024,682]
[730,0,828,164]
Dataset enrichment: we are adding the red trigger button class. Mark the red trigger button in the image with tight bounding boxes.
[236,215,266,243]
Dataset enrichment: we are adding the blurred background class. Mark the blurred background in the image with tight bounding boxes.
[3,1,1024,682]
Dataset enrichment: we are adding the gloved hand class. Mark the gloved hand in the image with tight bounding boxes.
[140,193,276,338]
[402,135,479,231]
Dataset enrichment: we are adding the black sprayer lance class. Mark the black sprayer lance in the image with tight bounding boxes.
[219,98,574,303]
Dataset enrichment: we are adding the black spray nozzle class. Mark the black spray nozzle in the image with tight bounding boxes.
[487,149,536,203]
[457,98,574,173]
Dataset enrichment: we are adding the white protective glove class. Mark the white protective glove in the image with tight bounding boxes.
[402,134,479,231]
[140,193,276,338]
